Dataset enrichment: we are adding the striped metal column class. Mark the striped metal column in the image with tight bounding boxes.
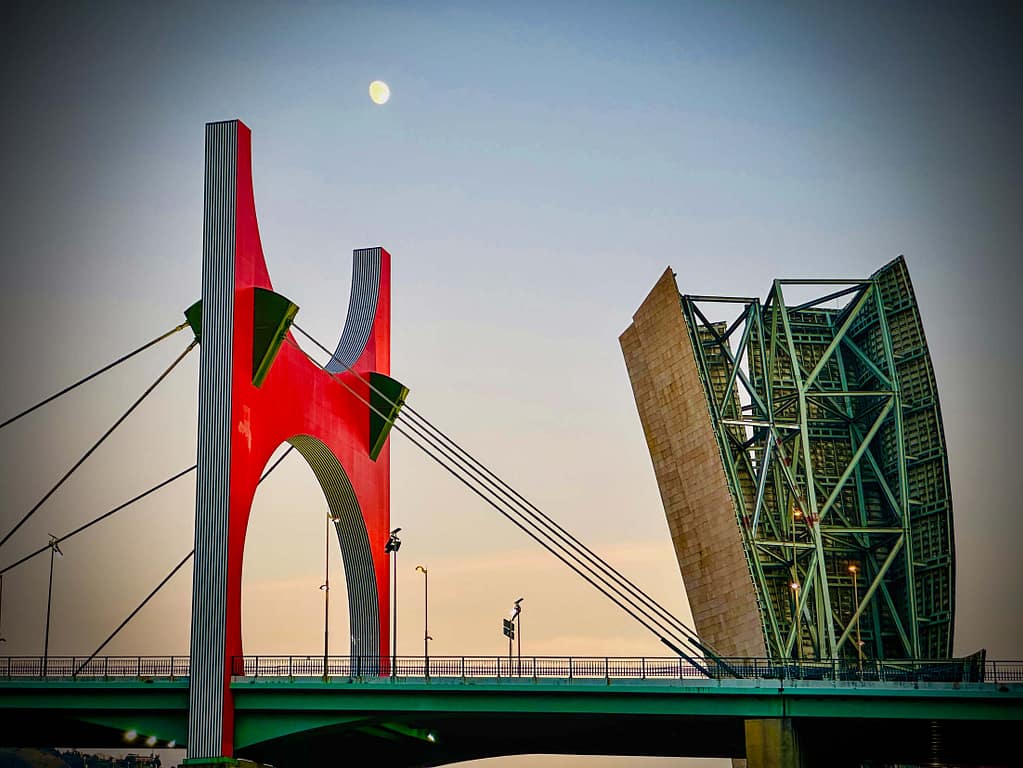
[187,120,237,760]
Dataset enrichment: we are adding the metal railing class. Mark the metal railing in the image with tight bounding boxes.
[1,655,1020,684]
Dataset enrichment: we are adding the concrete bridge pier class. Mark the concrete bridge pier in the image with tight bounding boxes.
[744,719,804,768]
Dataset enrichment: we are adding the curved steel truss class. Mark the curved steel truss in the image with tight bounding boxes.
[679,256,954,661]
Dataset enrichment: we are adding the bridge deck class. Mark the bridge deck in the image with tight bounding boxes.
[1,669,1020,767]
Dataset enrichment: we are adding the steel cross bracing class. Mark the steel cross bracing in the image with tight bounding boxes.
[679,257,954,663]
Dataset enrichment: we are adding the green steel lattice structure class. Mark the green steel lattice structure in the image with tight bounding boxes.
[679,256,954,662]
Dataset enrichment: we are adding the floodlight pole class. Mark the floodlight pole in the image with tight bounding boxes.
[514,598,523,676]
[385,528,402,677]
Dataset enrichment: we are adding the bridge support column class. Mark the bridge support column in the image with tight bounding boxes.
[744,718,804,768]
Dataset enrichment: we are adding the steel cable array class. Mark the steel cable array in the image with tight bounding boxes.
[0,337,199,550]
[70,447,294,677]
[0,321,190,432]
[0,311,723,670]
[289,324,724,670]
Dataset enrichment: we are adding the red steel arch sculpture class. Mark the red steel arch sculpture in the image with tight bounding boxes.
[187,120,405,761]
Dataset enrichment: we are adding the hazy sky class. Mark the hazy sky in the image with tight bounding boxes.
[1,2,1020,766]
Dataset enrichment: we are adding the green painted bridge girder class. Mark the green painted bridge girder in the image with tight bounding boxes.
[0,677,1019,743]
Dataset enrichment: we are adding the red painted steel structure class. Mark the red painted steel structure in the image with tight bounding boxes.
[204,122,393,755]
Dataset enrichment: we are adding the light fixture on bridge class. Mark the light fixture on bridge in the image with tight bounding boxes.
[510,598,524,676]
[385,527,402,553]
[416,564,430,674]
[849,563,863,671]
[167,740,176,749]
[124,729,138,743]
[43,535,64,677]
[146,735,157,747]
[386,528,402,677]
[789,581,802,661]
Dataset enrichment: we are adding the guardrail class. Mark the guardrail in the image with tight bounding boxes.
[1,655,1020,684]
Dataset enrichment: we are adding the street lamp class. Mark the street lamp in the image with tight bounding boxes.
[43,535,63,676]
[791,505,802,568]
[320,514,339,678]
[789,580,800,661]
[849,563,863,674]
[511,598,523,676]
[384,528,401,676]
[415,565,431,676]
[0,573,6,644]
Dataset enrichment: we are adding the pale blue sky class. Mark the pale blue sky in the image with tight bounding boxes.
[0,2,1020,765]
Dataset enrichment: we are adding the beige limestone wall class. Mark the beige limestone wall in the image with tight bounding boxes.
[620,268,766,659]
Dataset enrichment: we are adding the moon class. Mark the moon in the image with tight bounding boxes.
[369,80,390,105]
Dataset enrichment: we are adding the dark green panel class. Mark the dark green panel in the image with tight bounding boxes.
[185,299,202,340]
[369,372,409,461]
[251,288,299,388]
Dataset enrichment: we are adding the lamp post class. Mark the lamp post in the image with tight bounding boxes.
[320,514,335,678]
[415,565,430,676]
[791,506,802,571]
[849,563,863,675]
[43,535,63,676]
[384,528,401,676]
[0,573,6,644]
[789,580,800,662]
[512,598,523,676]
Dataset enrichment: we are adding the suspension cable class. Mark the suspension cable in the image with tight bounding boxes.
[398,399,715,656]
[288,336,710,668]
[0,465,197,577]
[0,339,198,551]
[289,326,709,650]
[287,326,720,666]
[0,321,190,432]
[287,329,702,648]
[73,550,194,677]
[71,445,294,677]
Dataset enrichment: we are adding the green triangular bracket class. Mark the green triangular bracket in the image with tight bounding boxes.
[369,372,409,461]
[252,288,299,387]
[183,288,299,388]
[184,299,203,340]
